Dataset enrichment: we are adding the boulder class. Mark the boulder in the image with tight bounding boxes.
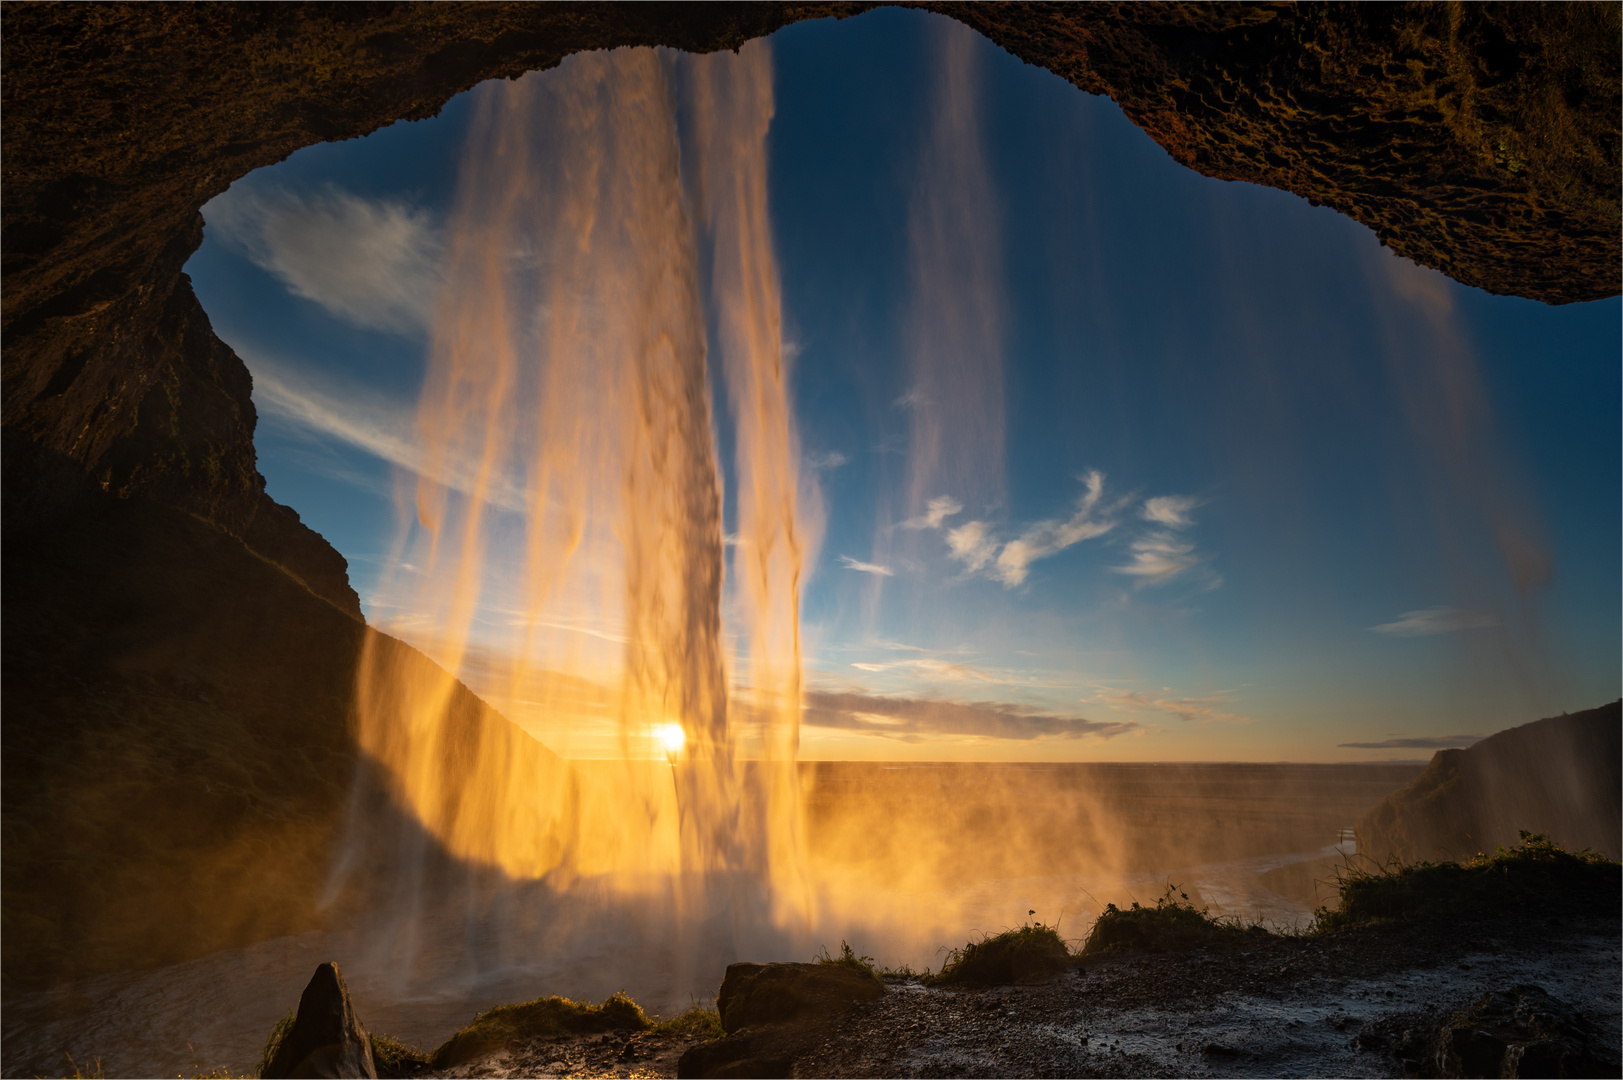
[679,962,884,1079]
[1431,984,1616,1079]
[263,962,377,1079]
[717,961,883,1034]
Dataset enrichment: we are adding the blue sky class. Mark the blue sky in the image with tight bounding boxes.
[186,9,1620,762]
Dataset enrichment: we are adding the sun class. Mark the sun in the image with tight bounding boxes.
[657,723,686,755]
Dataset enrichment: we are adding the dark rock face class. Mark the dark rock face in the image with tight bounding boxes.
[243,497,364,619]
[0,473,521,989]
[264,962,378,1079]
[679,962,884,1078]
[1356,702,1622,865]
[717,961,884,1034]
[948,2,1621,306]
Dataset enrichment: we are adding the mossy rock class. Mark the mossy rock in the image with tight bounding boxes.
[432,992,649,1068]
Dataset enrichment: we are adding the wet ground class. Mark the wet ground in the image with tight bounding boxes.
[799,919,1621,1078]
[427,914,1620,1079]
[1,842,1360,1078]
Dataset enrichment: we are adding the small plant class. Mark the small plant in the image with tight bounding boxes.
[1077,884,1265,958]
[63,1053,105,1080]
[926,915,1072,987]
[813,939,883,985]
[254,1011,294,1078]
[650,1002,725,1040]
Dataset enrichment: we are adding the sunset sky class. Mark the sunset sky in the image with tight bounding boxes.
[186,9,1619,763]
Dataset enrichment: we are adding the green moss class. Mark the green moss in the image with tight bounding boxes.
[927,920,1072,987]
[1077,886,1266,958]
[431,992,649,1068]
[1313,832,1622,933]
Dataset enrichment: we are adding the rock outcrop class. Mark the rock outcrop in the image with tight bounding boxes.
[1356,701,1622,865]
[1365,983,1622,1079]
[679,962,884,1078]
[263,962,378,1080]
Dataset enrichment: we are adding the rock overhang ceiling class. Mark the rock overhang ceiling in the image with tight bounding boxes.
[2,1,1617,549]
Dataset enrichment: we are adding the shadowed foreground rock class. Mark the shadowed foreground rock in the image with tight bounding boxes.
[1358,983,1618,1079]
[679,962,884,1079]
[264,962,377,1079]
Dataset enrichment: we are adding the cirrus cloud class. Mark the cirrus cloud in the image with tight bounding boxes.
[803,690,1138,743]
[839,555,894,577]
[1371,607,1501,637]
[205,183,443,333]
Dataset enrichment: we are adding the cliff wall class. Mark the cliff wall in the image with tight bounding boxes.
[1356,701,1623,865]
[0,471,531,989]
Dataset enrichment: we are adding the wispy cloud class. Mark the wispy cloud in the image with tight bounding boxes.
[945,519,999,573]
[806,450,850,471]
[1090,686,1249,724]
[244,350,525,510]
[803,690,1138,743]
[901,494,963,531]
[1108,493,1216,587]
[1371,607,1501,637]
[205,183,442,333]
[1338,734,1484,749]
[849,657,999,682]
[993,469,1115,586]
[940,470,1118,586]
[1113,531,1204,585]
[1142,495,1202,529]
[839,555,894,577]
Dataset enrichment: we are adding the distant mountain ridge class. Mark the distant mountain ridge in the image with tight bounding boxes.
[1356,702,1622,865]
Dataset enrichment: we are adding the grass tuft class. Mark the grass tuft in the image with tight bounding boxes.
[1312,831,1622,933]
[1078,884,1266,958]
[649,1002,725,1040]
[254,1011,294,1078]
[926,917,1072,987]
[369,1032,432,1078]
[813,939,883,985]
[431,992,649,1068]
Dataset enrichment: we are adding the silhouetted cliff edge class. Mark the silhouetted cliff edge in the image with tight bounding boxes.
[0,455,545,991]
[1356,701,1622,865]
